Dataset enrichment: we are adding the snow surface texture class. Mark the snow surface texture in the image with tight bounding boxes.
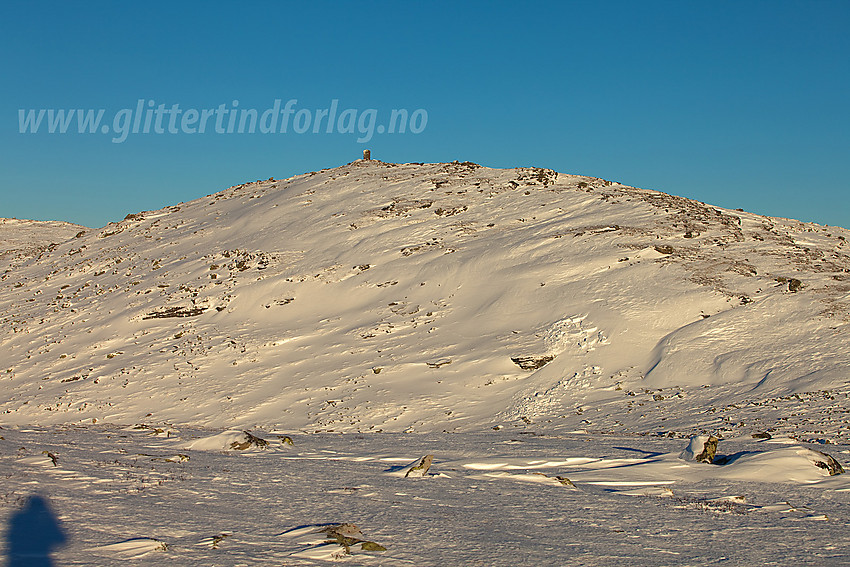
[2,426,850,565]
[2,160,849,439]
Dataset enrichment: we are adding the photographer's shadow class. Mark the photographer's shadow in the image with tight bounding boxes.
[5,494,66,566]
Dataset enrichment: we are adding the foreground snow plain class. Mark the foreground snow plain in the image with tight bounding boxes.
[3,425,850,565]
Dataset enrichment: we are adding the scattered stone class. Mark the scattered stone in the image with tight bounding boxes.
[207,533,231,549]
[376,199,434,219]
[134,424,176,437]
[752,431,772,439]
[788,278,803,292]
[278,435,294,446]
[171,454,189,462]
[152,454,189,463]
[360,541,387,552]
[319,523,386,554]
[531,471,578,488]
[434,206,468,217]
[654,244,675,255]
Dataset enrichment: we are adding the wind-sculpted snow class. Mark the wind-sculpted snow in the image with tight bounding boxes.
[1,160,849,439]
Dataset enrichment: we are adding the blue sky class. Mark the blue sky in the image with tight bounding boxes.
[1,1,848,229]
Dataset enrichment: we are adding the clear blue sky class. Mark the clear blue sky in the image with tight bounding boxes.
[1,1,848,229]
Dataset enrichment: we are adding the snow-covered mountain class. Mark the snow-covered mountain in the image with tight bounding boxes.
[2,160,849,437]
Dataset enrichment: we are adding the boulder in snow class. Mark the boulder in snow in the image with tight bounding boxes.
[403,454,434,477]
[280,523,386,559]
[680,435,719,464]
[803,448,844,476]
[187,430,270,451]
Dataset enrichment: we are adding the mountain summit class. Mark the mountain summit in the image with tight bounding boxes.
[2,160,849,436]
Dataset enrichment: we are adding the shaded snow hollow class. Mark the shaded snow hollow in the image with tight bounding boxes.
[1,160,849,437]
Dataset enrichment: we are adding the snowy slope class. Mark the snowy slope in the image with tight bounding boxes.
[1,160,849,437]
[0,218,87,270]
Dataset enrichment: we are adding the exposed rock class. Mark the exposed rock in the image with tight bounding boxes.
[426,358,451,368]
[372,199,434,219]
[142,306,206,319]
[511,355,555,371]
